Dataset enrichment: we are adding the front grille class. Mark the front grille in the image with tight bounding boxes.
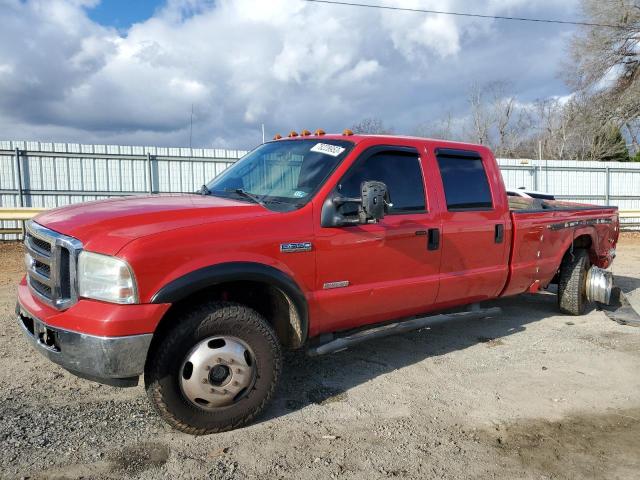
[34,260,50,277]
[24,221,82,310]
[31,278,52,298]
[30,236,52,255]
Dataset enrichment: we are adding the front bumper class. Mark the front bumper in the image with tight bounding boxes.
[16,302,152,387]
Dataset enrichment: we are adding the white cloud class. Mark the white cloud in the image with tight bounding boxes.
[0,0,581,148]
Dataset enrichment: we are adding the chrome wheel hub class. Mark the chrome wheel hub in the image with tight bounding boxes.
[179,336,256,409]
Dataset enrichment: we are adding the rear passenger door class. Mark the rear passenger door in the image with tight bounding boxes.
[433,148,510,305]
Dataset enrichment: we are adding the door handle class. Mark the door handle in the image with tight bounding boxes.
[428,228,440,251]
[495,224,504,244]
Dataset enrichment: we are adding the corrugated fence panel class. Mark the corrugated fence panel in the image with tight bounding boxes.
[2,142,639,240]
[0,141,248,239]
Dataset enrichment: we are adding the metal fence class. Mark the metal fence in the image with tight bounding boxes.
[1,140,639,239]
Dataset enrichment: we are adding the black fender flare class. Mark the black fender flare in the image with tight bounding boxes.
[151,262,308,343]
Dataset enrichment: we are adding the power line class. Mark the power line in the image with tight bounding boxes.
[302,0,629,30]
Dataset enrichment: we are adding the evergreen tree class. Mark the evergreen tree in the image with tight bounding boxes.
[593,125,630,162]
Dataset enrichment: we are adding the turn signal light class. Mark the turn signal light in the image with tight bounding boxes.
[288,131,299,138]
[315,129,326,136]
[273,134,282,140]
[343,129,354,136]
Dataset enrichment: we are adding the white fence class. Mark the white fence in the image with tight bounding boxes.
[1,140,639,239]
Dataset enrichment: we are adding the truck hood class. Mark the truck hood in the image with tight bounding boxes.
[34,194,272,255]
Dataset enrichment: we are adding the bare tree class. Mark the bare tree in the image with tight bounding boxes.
[350,118,394,134]
[565,0,640,158]
[467,83,491,146]
[413,112,458,140]
[463,81,532,157]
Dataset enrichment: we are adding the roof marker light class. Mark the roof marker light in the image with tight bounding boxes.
[343,129,354,136]
[315,129,326,136]
[288,131,299,138]
[301,129,311,136]
[273,134,283,140]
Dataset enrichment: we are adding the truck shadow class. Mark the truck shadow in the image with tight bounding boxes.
[259,290,562,423]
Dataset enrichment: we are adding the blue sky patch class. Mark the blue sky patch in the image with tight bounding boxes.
[86,0,162,29]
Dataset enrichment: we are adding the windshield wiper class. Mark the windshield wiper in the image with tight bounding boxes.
[224,189,301,208]
[228,188,267,207]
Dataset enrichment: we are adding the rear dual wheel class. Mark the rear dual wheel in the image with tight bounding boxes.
[557,248,591,316]
[145,302,282,435]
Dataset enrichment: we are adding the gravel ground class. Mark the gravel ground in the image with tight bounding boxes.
[1,237,639,479]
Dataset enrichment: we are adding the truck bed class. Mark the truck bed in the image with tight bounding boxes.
[502,197,618,297]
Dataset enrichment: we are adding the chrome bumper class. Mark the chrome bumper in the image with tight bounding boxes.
[16,303,153,387]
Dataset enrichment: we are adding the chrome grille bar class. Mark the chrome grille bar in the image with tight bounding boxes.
[24,221,83,310]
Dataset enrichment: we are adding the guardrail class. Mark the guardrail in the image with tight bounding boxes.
[620,210,640,231]
[0,208,44,235]
[1,207,639,237]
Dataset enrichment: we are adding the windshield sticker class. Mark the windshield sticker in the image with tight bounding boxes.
[310,143,346,157]
[293,190,307,198]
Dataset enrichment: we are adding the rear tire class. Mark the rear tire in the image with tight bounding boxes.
[145,302,282,435]
[558,249,591,316]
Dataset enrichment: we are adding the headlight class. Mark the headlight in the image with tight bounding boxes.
[77,251,138,304]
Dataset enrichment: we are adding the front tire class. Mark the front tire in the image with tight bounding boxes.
[558,249,591,316]
[145,302,282,435]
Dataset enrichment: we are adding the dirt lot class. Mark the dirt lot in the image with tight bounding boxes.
[1,236,639,480]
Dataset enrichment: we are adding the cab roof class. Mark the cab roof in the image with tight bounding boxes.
[273,133,490,153]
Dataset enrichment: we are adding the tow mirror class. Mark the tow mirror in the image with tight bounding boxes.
[360,180,390,223]
[320,180,392,227]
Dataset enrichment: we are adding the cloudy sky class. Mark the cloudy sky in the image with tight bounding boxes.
[0,0,581,150]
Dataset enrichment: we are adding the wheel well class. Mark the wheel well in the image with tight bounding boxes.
[154,281,305,350]
[572,234,593,251]
[551,234,594,285]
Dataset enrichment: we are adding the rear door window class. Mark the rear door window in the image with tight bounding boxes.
[436,150,493,211]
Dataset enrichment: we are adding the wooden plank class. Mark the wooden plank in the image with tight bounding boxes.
[0,207,45,220]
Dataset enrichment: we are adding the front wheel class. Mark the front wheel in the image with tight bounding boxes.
[145,302,282,435]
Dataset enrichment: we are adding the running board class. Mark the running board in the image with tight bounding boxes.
[306,306,502,356]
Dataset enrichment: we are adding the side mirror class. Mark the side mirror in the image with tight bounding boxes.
[360,180,390,223]
[321,180,392,227]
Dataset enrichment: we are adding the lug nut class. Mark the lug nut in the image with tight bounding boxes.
[202,379,208,384]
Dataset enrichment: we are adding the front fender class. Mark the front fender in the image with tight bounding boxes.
[150,262,308,342]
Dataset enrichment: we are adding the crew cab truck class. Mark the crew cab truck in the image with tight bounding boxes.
[16,132,619,434]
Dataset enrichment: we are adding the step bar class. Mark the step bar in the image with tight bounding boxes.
[306,306,502,356]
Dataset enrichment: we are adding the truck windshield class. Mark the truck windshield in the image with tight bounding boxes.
[206,139,354,210]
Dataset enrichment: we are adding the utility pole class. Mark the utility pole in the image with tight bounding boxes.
[539,140,549,192]
[189,104,194,150]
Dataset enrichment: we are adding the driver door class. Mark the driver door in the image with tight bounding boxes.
[312,146,441,334]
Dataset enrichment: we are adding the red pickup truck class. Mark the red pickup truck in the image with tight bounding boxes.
[16,132,619,434]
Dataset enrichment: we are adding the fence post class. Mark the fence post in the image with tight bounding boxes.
[14,148,24,208]
[146,153,153,194]
[14,148,25,236]
[605,166,611,206]
[545,159,549,192]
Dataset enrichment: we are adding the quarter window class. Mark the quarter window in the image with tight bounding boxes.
[338,151,426,215]
[436,152,493,210]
